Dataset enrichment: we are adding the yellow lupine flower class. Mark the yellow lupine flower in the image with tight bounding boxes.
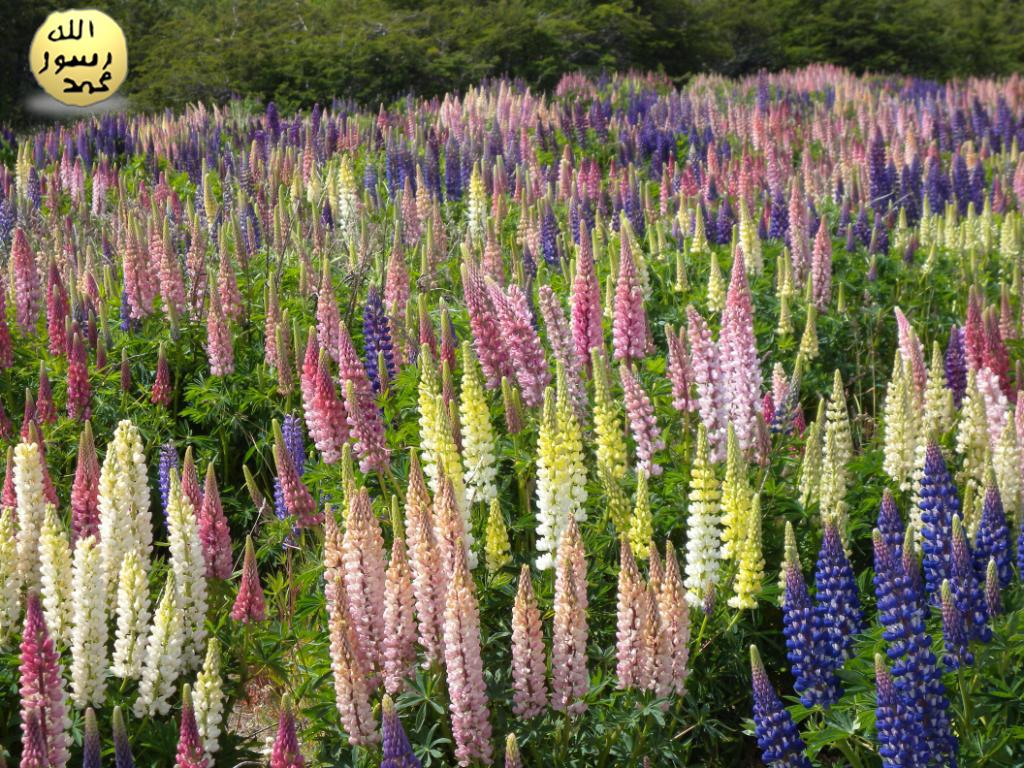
[728,493,764,610]
[460,342,498,506]
[628,469,653,560]
[720,424,751,561]
[484,498,511,574]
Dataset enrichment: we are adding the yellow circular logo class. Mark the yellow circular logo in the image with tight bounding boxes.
[29,9,127,107]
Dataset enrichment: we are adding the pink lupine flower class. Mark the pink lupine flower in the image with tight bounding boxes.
[810,218,832,309]
[893,307,927,394]
[21,711,50,768]
[206,286,234,377]
[385,247,410,316]
[198,464,232,579]
[120,349,132,392]
[181,447,205,513]
[70,421,100,545]
[461,262,511,390]
[11,228,41,331]
[299,329,320,416]
[787,183,809,281]
[511,564,547,719]
[552,517,588,715]
[620,364,665,476]
[344,489,387,674]
[657,544,691,696]
[270,696,305,768]
[20,390,36,441]
[45,261,68,357]
[152,343,173,407]
[308,352,349,464]
[154,222,187,319]
[403,452,445,664]
[29,426,59,507]
[443,544,493,766]
[184,226,207,319]
[66,333,90,420]
[265,277,281,368]
[218,252,243,321]
[666,324,694,412]
[2,446,16,515]
[338,324,390,473]
[35,364,56,425]
[0,286,13,370]
[231,536,266,623]
[686,306,727,459]
[176,686,208,768]
[615,540,647,689]
[317,260,342,363]
[382,526,417,695]
[272,420,318,527]
[486,280,550,407]
[571,224,603,373]
[538,285,587,421]
[983,308,1011,396]
[19,593,71,768]
[612,236,651,363]
[977,366,1010,448]
[964,290,985,371]
[719,255,761,452]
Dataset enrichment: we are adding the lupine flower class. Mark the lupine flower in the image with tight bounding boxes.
[665,323,693,412]
[32,367,53,426]
[814,518,862,659]
[511,564,547,718]
[570,225,603,371]
[950,515,990,643]
[616,539,647,689]
[381,694,421,768]
[22,710,50,768]
[99,420,153,607]
[720,425,751,560]
[383,511,417,695]
[655,543,691,696]
[343,488,387,674]
[70,535,107,708]
[719,253,761,452]
[194,638,225,763]
[460,263,510,389]
[19,593,72,768]
[874,653,917,768]
[539,285,587,420]
[750,645,812,768]
[363,286,396,391]
[15,440,47,592]
[112,706,135,768]
[12,228,41,330]
[66,333,90,419]
[487,280,550,407]
[628,469,653,560]
[269,695,305,768]
[974,482,1011,588]
[71,422,101,544]
[402,452,445,663]
[38,505,73,645]
[684,427,722,607]
[940,579,972,669]
[308,351,349,464]
[686,305,727,458]
[272,419,318,527]
[232,536,266,623]
[339,323,390,473]
[135,572,183,717]
[612,235,651,363]
[619,364,664,476]
[882,355,917,490]
[0,507,20,639]
[782,553,840,709]
[460,342,498,505]
[197,465,232,579]
[165,470,209,669]
[111,550,150,680]
[443,543,493,766]
[985,557,1002,617]
[176,685,208,768]
[484,498,511,573]
[83,707,100,768]
[876,489,904,557]
[504,733,522,768]
[152,343,173,407]
[551,516,588,715]
[810,218,831,308]
[591,349,629,531]
[729,493,765,609]
[205,285,234,376]
[918,442,959,603]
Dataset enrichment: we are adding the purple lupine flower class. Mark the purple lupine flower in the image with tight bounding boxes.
[874,653,918,768]
[112,706,135,768]
[945,325,967,408]
[868,129,891,210]
[918,443,959,604]
[951,516,991,643]
[750,645,812,768]
[158,443,179,520]
[83,707,101,768]
[873,530,958,766]
[381,694,421,768]
[974,484,1012,589]
[940,579,972,669]
[877,489,905,557]
[619,364,664,476]
[814,519,862,660]
[782,560,840,709]
[363,286,396,392]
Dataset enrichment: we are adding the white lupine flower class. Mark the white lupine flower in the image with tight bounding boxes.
[882,357,917,492]
[135,572,183,717]
[336,156,359,243]
[0,508,21,640]
[193,638,225,761]
[993,420,1021,530]
[99,420,152,607]
[111,550,151,679]
[459,344,498,506]
[166,470,208,669]
[417,354,442,495]
[14,440,47,591]
[466,162,487,245]
[684,427,722,607]
[38,504,73,645]
[70,535,107,708]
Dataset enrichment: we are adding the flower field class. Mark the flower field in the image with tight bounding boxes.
[3,64,1024,766]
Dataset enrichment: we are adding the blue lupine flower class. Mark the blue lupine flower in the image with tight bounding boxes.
[275,415,306,521]
[868,129,891,210]
[877,489,905,556]
[902,528,926,606]
[940,579,972,669]
[854,207,871,246]
[951,515,991,643]
[944,325,967,407]
[381,695,422,768]
[782,560,840,709]
[814,520,863,659]
[541,201,559,265]
[974,484,1012,588]
[768,194,787,240]
[873,530,958,767]
[158,443,179,520]
[363,286,396,392]
[750,645,812,768]
[918,443,959,604]
[83,707,101,768]
[874,653,920,768]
